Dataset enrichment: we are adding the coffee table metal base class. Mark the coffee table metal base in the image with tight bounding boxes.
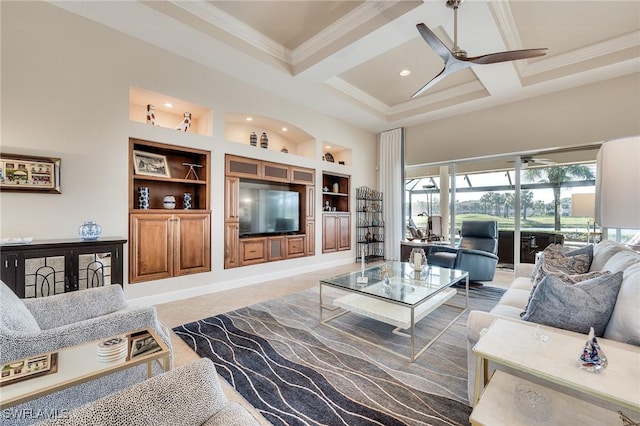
[320,276,468,362]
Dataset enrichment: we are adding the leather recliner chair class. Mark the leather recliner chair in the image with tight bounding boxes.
[427,220,499,282]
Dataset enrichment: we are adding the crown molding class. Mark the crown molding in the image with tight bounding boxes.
[169,0,292,64]
[291,1,402,64]
[326,77,390,114]
[522,31,640,77]
[390,81,485,115]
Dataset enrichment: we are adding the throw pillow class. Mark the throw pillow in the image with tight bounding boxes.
[532,244,594,286]
[521,271,623,336]
[520,270,611,317]
[603,262,640,345]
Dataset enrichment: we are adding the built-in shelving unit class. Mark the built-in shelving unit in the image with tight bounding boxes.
[322,172,351,253]
[224,154,315,269]
[128,138,211,283]
[129,87,213,136]
[322,141,352,166]
[224,113,316,158]
[356,186,384,262]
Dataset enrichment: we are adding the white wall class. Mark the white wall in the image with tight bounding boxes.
[405,73,640,165]
[0,2,378,302]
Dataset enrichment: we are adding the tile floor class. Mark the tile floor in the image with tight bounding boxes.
[155,263,515,424]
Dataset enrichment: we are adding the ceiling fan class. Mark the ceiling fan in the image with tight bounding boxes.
[508,156,556,169]
[411,0,548,98]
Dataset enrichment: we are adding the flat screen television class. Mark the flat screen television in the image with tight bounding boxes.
[239,182,300,237]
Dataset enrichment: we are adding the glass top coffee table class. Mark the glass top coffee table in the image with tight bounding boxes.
[319,261,469,362]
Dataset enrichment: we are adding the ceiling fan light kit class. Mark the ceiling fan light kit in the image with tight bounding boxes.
[411,0,548,98]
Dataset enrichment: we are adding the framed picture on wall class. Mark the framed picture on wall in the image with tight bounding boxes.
[133,150,170,178]
[0,153,61,194]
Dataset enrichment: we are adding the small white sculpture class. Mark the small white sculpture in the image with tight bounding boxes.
[176,112,191,131]
[146,104,156,125]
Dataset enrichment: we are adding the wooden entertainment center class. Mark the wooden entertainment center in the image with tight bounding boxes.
[224,154,316,268]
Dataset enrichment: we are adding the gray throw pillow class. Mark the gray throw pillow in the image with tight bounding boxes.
[521,271,623,336]
[532,244,594,285]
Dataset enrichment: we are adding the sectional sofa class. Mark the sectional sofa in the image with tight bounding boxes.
[466,239,640,404]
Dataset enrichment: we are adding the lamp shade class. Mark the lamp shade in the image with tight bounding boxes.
[571,193,595,218]
[595,136,640,229]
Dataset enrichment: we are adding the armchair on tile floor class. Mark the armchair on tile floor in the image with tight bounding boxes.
[0,281,173,425]
[37,358,261,426]
[427,220,499,282]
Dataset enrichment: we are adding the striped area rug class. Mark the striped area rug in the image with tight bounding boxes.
[173,286,504,426]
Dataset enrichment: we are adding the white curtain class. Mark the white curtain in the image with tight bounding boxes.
[378,128,404,261]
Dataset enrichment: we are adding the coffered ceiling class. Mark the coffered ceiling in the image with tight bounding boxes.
[50,1,640,133]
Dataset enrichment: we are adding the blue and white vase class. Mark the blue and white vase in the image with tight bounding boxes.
[163,195,176,209]
[78,220,102,241]
[138,187,150,209]
[260,132,268,149]
[183,192,192,210]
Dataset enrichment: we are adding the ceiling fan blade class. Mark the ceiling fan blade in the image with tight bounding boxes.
[411,67,450,98]
[468,48,548,65]
[416,23,453,63]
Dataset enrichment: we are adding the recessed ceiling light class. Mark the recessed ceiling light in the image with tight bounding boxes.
[246,117,253,121]
[163,102,173,108]
[326,146,331,150]
[282,127,288,132]
[400,69,411,77]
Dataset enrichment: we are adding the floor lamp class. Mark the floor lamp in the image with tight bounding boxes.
[571,193,596,243]
[595,136,640,241]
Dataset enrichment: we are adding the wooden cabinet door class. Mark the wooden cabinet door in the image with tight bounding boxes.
[290,167,315,185]
[306,185,315,220]
[226,155,261,178]
[306,221,315,256]
[130,214,173,283]
[262,162,290,183]
[268,237,286,261]
[240,238,267,265]
[338,213,351,251]
[225,176,239,222]
[322,214,338,253]
[224,222,239,269]
[286,236,305,258]
[174,213,211,276]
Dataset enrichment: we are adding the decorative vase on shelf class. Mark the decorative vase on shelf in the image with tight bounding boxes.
[78,220,102,241]
[183,193,192,210]
[332,182,339,193]
[250,132,257,147]
[138,187,150,209]
[281,147,288,153]
[260,132,268,149]
[163,195,176,209]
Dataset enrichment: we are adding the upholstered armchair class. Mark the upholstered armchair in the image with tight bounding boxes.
[0,281,173,425]
[37,358,261,426]
[427,220,499,282]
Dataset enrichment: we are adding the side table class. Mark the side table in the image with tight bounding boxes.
[470,370,624,425]
[471,319,640,418]
[0,328,171,409]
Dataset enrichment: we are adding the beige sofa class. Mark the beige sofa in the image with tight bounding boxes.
[466,240,640,404]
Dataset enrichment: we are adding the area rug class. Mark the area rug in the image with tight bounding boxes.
[173,285,505,426]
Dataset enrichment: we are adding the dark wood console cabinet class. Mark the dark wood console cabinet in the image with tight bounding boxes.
[1,238,126,298]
